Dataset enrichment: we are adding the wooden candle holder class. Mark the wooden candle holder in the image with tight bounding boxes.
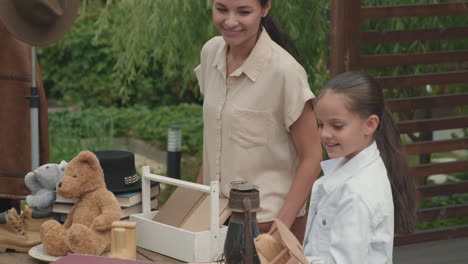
[111,221,137,260]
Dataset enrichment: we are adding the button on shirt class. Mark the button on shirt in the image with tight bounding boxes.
[303,142,394,264]
[194,29,314,222]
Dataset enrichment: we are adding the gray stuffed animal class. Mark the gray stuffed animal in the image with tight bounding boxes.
[25,160,68,209]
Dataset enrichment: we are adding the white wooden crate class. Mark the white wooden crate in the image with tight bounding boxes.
[129,166,227,262]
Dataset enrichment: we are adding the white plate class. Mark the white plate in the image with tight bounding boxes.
[28,244,62,263]
[28,244,111,263]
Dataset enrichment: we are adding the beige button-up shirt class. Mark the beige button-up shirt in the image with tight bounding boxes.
[195,29,314,222]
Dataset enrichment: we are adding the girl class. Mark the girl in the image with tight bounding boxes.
[303,72,418,263]
[195,0,323,241]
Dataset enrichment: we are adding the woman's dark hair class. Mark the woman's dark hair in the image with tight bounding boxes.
[259,0,298,59]
[319,71,418,234]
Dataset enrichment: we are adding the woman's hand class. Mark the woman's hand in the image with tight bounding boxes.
[275,100,322,236]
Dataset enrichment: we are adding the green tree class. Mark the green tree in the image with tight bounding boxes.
[99,0,329,100]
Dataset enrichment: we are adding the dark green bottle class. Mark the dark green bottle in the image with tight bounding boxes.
[224,183,261,264]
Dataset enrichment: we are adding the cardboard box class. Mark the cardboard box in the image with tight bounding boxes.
[153,186,230,232]
[180,193,230,232]
[130,166,229,263]
[152,186,205,227]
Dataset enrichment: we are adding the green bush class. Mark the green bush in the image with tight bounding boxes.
[38,5,203,107]
[48,104,203,163]
[39,0,329,107]
[38,9,120,107]
[49,109,116,162]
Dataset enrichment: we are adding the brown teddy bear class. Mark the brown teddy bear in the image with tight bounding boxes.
[40,151,121,256]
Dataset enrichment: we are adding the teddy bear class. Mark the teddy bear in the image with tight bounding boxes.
[40,150,121,256]
[25,160,68,210]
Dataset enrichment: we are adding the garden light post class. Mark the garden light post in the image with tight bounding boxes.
[26,46,40,169]
[167,125,182,179]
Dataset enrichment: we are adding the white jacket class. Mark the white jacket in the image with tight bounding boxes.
[303,142,394,264]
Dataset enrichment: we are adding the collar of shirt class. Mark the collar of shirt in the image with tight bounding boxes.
[211,27,272,82]
[319,141,380,196]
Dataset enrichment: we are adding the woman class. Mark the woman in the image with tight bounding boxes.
[195,0,322,241]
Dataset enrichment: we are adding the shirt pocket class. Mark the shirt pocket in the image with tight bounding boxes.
[316,210,333,251]
[230,107,273,149]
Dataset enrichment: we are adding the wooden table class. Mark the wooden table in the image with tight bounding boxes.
[0,247,183,263]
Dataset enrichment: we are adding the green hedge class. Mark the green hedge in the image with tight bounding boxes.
[49,104,203,163]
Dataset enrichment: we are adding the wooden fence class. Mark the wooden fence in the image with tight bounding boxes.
[330,0,468,245]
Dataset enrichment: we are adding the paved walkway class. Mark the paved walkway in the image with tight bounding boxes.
[394,237,468,264]
[113,137,166,174]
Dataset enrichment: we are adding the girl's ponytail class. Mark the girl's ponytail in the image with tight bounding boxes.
[375,109,418,234]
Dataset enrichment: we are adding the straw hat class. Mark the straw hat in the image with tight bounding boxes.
[0,0,80,46]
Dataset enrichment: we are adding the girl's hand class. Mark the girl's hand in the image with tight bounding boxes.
[286,256,299,264]
[267,221,281,241]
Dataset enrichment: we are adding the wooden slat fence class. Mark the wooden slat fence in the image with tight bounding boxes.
[330,0,468,246]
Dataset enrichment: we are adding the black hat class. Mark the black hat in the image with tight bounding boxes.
[93,150,141,194]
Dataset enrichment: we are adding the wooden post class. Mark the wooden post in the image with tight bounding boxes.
[330,0,346,77]
[346,0,362,72]
[330,0,362,76]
